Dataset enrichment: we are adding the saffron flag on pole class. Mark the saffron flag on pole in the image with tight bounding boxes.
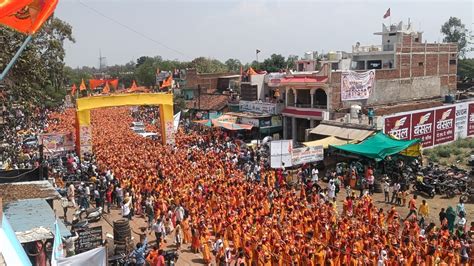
[71,84,77,96]
[102,82,110,94]
[0,0,59,34]
[383,8,390,19]
[160,75,173,89]
[51,219,64,266]
[79,79,86,91]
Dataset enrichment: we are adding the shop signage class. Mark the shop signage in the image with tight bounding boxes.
[271,116,282,127]
[467,103,474,136]
[384,114,411,140]
[240,117,260,127]
[239,100,279,114]
[434,107,455,145]
[455,102,468,139]
[410,110,434,147]
[75,226,103,254]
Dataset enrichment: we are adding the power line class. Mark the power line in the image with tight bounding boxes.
[76,0,189,59]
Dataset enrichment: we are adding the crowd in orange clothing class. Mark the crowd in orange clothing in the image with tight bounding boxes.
[50,107,473,265]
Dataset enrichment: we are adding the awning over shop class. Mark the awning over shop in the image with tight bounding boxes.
[310,123,374,141]
[330,132,421,161]
[303,136,354,149]
[214,121,253,131]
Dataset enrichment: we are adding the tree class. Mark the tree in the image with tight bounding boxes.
[0,16,75,107]
[458,59,474,79]
[135,57,157,87]
[190,57,227,73]
[224,58,242,73]
[441,17,470,58]
[261,54,286,72]
[286,55,299,70]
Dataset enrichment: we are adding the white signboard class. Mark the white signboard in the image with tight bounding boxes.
[291,145,324,165]
[239,101,279,114]
[341,70,375,101]
[455,102,468,139]
[270,140,293,168]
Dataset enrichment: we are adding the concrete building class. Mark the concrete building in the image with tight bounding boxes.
[281,21,458,143]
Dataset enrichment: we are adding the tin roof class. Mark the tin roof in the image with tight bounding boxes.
[0,180,60,204]
[4,199,70,243]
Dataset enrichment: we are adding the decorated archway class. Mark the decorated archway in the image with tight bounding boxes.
[75,93,174,157]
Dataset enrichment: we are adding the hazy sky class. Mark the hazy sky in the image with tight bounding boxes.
[55,0,473,68]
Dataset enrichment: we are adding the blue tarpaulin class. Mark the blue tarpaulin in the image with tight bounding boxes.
[4,199,70,243]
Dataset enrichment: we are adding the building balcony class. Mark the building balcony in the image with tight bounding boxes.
[352,44,395,54]
[282,105,329,120]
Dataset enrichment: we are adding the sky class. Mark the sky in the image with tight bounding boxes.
[55,0,473,68]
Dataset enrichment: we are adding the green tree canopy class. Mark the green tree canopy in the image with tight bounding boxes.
[224,58,242,73]
[458,59,474,79]
[190,57,227,73]
[441,17,470,58]
[1,16,75,107]
[261,54,286,72]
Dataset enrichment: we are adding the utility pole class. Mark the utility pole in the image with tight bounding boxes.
[99,49,106,72]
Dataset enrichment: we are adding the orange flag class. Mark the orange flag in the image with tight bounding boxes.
[129,80,138,92]
[247,67,258,75]
[103,82,110,94]
[0,0,59,34]
[70,84,77,95]
[160,75,173,89]
[79,79,86,91]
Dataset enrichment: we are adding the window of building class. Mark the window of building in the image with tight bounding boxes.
[367,60,382,70]
[414,37,419,42]
[418,62,424,66]
[331,63,339,70]
[298,63,304,71]
[352,61,365,70]
[449,59,456,65]
[389,33,396,36]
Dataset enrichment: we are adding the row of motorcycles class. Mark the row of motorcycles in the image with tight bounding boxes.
[108,246,179,266]
[411,162,473,200]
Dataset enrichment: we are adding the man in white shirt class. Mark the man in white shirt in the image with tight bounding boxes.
[152,219,166,245]
[311,168,319,183]
[63,230,79,257]
[122,198,131,220]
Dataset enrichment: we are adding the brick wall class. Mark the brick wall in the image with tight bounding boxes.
[327,37,457,111]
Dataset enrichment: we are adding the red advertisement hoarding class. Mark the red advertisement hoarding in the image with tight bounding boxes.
[384,114,411,140]
[468,103,474,136]
[434,107,455,145]
[411,110,434,147]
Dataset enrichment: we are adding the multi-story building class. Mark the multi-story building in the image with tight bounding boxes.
[279,21,457,143]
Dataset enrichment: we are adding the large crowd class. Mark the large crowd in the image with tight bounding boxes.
[45,106,473,265]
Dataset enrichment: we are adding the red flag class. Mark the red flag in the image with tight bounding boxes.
[383,8,390,19]
[70,84,77,95]
[109,79,119,89]
[0,0,59,34]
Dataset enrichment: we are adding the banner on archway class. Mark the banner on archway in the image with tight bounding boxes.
[75,93,174,157]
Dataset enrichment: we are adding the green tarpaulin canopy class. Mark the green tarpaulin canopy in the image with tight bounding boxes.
[330,132,420,161]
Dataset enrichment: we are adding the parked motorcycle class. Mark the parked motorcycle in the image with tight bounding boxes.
[75,207,103,223]
[164,250,179,266]
[413,181,435,198]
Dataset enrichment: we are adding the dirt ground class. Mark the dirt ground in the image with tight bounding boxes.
[54,184,473,266]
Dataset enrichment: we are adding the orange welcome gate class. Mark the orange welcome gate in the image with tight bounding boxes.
[75,93,174,157]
